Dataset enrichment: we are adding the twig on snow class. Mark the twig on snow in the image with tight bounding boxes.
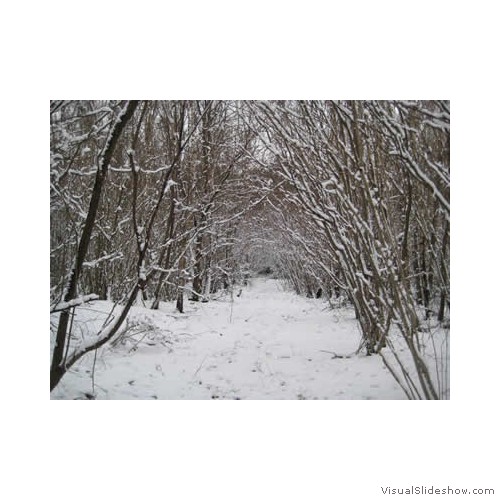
[192,355,209,380]
[319,349,355,359]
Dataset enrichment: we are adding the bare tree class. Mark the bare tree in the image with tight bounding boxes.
[50,100,139,391]
[50,100,449,398]
[249,100,449,399]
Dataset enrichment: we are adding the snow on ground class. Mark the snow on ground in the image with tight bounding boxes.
[51,278,406,400]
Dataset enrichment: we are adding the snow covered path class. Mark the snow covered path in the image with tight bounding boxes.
[51,278,405,399]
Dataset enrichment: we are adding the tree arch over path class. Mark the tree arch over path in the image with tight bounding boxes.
[51,100,449,398]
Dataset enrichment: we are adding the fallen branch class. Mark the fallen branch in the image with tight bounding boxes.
[51,293,100,313]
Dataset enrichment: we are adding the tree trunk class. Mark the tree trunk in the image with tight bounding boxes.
[437,221,450,322]
[191,228,204,301]
[50,101,138,392]
[176,254,186,313]
[151,187,177,309]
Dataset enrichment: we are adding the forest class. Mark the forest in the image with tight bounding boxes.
[50,100,450,400]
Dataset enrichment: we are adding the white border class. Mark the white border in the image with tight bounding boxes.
[3,1,499,499]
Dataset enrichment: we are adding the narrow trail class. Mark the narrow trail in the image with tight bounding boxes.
[52,278,404,400]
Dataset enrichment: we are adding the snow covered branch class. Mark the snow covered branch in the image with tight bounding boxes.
[50,294,100,313]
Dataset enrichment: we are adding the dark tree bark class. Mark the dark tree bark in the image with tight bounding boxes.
[176,255,186,313]
[190,218,204,301]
